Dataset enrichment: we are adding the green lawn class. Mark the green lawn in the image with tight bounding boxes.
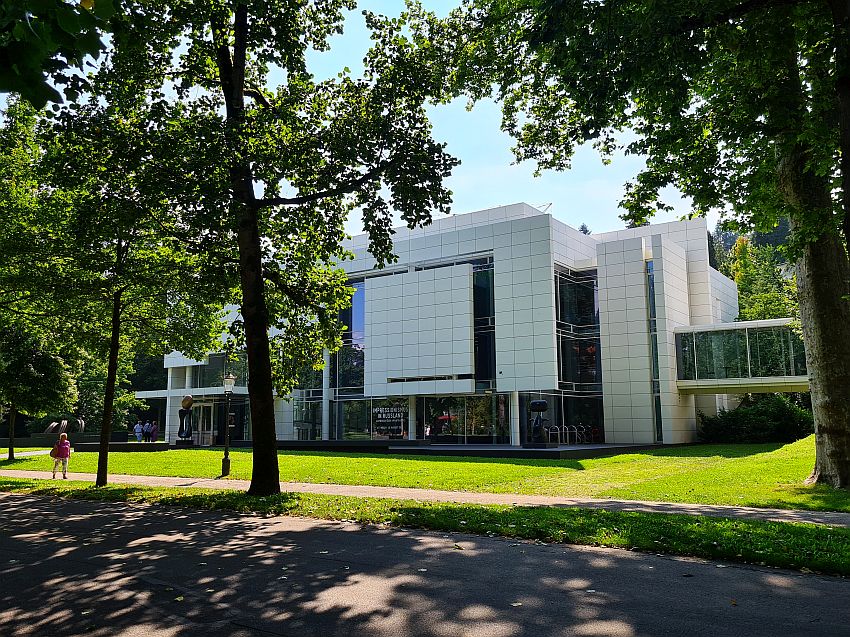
[2,435,848,512]
[1,476,848,575]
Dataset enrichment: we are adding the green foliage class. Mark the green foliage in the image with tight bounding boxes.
[699,395,814,444]
[2,477,850,575]
[711,224,739,278]
[420,0,842,240]
[0,0,117,108]
[30,101,226,361]
[0,324,76,417]
[71,349,140,432]
[127,353,167,392]
[729,237,798,320]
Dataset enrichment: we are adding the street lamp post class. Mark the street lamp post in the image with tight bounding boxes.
[221,372,237,477]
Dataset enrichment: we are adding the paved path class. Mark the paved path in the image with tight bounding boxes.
[2,468,848,528]
[1,449,51,459]
[1,492,848,637]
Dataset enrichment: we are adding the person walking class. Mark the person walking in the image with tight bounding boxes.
[51,433,72,479]
[150,420,159,442]
[133,421,143,442]
[142,421,152,443]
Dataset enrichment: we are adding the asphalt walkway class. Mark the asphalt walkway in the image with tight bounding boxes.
[1,468,848,528]
[1,492,848,637]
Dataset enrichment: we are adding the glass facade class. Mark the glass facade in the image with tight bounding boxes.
[556,268,602,393]
[332,397,410,440]
[473,258,496,390]
[422,394,510,444]
[676,324,807,380]
[292,399,322,440]
[553,267,604,443]
[518,392,605,444]
[189,352,249,389]
[333,281,366,395]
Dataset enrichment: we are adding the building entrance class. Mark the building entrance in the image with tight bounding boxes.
[191,403,215,446]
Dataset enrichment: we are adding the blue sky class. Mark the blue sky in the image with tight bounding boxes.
[305,2,718,236]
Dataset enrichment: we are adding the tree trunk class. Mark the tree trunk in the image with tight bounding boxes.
[95,289,122,487]
[237,205,281,496]
[796,232,850,487]
[772,16,850,489]
[214,6,280,496]
[7,406,16,461]
[779,147,850,489]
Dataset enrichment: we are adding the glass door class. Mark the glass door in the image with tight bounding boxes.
[191,403,215,446]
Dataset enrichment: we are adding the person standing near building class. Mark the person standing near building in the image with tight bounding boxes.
[51,433,71,479]
[142,421,152,442]
[150,420,159,442]
[133,421,143,442]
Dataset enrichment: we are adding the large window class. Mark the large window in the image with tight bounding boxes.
[370,398,408,439]
[190,352,249,389]
[333,281,365,395]
[556,267,602,393]
[558,335,601,391]
[338,400,370,440]
[647,261,662,442]
[473,258,496,390]
[292,400,322,440]
[421,394,510,444]
[332,397,409,440]
[519,392,604,444]
[556,268,598,331]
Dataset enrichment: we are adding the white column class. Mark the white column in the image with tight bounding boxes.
[321,350,331,440]
[164,367,175,443]
[408,395,417,440]
[510,391,521,446]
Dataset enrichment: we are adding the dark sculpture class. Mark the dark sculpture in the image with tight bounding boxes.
[530,399,549,443]
[177,395,194,439]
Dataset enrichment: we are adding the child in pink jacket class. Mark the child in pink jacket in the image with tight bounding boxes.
[51,433,72,479]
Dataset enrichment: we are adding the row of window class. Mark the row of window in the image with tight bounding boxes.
[676,326,807,380]
[291,392,605,444]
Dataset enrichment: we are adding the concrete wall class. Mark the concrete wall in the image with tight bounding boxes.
[597,236,655,444]
[651,235,697,443]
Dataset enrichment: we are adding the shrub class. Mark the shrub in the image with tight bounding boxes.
[698,394,813,443]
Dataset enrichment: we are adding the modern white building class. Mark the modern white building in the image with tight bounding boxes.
[137,203,808,448]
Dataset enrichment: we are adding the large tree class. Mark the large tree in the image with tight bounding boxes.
[91,2,458,495]
[0,98,224,485]
[416,0,850,487]
[0,324,75,460]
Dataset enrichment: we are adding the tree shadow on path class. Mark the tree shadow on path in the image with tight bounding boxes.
[0,492,846,637]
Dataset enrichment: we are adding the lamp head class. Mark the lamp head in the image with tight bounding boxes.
[223,373,237,394]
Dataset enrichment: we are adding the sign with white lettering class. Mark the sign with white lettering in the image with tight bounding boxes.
[372,404,407,438]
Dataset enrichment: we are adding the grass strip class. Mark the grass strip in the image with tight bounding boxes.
[1,476,847,576]
[5,437,849,513]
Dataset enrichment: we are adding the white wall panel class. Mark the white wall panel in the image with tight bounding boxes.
[365,264,474,397]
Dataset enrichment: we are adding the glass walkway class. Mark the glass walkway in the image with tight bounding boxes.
[675,318,809,394]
